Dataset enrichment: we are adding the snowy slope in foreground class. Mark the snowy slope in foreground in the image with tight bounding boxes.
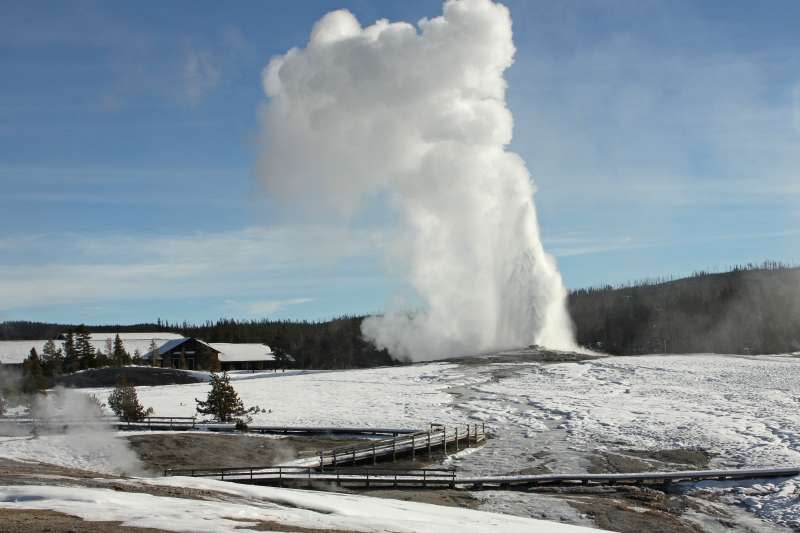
[0,476,604,533]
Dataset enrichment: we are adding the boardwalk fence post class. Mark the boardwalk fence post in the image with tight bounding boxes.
[366,472,370,488]
[308,468,312,488]
[352,449,356,465]
[427,432,432,459]
[443,427,447,455]
[333,451,337,468]
[412,435,416,461]
[392,437,396,462]
[455,427,459,451]
[372,445,376,465]
[466,424,470,447]
[320,452,324,472]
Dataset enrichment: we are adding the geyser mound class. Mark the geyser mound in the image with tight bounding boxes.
[257,0,577,360]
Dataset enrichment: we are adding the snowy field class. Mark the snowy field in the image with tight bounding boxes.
[0,475,602,533]
[440,354,800,468]
[90,364,460,429]
[4,353,800,529]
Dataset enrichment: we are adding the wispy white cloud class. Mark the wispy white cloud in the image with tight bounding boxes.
[223,297,315,317]
[0,226,385,312]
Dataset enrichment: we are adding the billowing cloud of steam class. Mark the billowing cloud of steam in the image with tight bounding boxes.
[26,389,145,476]
[257,0,577,359]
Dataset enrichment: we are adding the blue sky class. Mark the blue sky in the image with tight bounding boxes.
[1,0,798,324]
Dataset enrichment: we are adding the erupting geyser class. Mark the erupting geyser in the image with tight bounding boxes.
[258,0,577,360]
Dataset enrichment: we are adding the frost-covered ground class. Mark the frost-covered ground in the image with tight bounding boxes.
[432,353,800,529]
[431,354,800,469]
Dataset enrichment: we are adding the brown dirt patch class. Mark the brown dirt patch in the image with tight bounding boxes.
[565,488,704,533]
[0,457,115,484]
[361,489,479,509]
[590,448,713,474]
[0,508,169,533]
[126,433,364,472]
[239,520,357,532]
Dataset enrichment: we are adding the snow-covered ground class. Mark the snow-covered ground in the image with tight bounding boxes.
[446,354,800,468]
[0,476,603,533]
[87,363,460,428]
[4,353,800,529]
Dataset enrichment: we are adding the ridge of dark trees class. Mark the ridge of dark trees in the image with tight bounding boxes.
[569,262,800,355]
[1,315,396,369]
[3,262,799,363]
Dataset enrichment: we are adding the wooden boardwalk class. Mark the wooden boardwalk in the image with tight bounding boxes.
[163,465,800,491]
[311,423,487,469]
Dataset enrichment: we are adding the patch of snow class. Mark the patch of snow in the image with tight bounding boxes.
[0,480,605,532]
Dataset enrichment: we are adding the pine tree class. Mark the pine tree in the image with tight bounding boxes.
[112,334,131,367]
[96,338,111,368]
[195,372,260,423]
[63,332,79,373]
[107,375,153,422]
[22,348,47,393]
[148,339,161,367]
[132,349,144,365]
[41,339,64,377]
[74,325,96,369]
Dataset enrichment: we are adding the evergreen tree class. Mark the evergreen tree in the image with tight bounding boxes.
[96,338,111,368]
[107,375,153,421]
[63,332,79,373]
[112,334,131,367]
[0,391,5,416]
[41,339,64,377]
[74,325,96,369]
[148,339,161,367]
[22,348,47,393]
[131,348,144,365]
[195,372,260,423]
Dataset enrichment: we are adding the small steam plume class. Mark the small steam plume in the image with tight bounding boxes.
[31,388,146,476]
[258,0,577,360]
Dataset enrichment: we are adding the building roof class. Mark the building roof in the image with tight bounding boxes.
[144,337,219,359]
[208,343,275,363]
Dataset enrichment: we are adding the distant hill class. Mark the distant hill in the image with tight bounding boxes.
[568,263,800,355]
[4,263,799,362]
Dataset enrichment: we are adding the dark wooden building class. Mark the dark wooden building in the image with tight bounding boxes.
[146,338,220,371]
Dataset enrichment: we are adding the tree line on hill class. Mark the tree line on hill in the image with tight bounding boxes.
[16,326,147,394]
[2,316,396,370]
[3,262,799,362]
[568,262,800,355]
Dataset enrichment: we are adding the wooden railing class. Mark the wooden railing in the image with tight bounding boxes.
[316,423,486,469]
[162,465,800,491]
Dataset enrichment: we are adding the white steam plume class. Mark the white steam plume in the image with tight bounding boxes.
[258,0,577,360]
